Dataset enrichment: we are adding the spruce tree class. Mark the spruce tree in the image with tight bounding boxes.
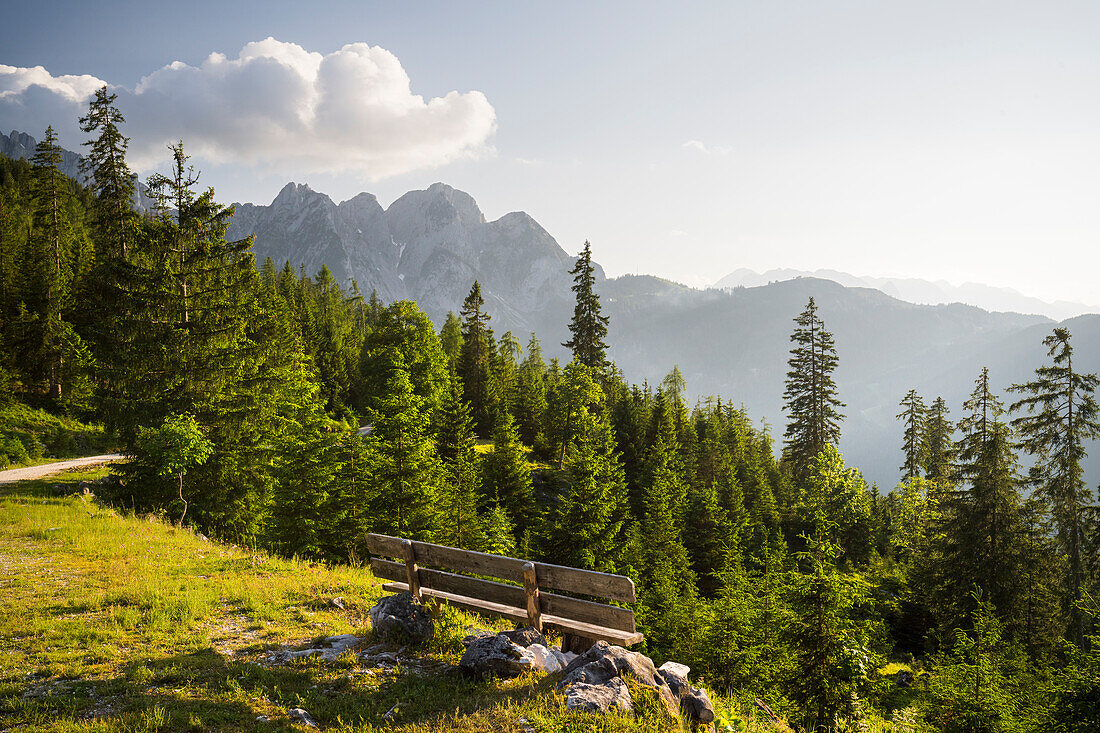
[541,406,630,572]
[439,310,463,366]
[458,281,496,435]
[897,389,928,480]
[923,396,955,482]
[367,351,441,540]
[1009,328,1100,649]
[934,368,1023,633]
[514,333,548,449]
[562,240,609,370]
[782,297,845,482]
[785,537,872,733]
[482,409,537,538]
[79,86,135,259]
[435,370,487,549]
[24,126,73,401]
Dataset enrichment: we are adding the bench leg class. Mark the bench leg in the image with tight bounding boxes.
[561,632,597,655]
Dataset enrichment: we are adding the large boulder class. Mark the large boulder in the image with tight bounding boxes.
[564,677,633,715]
[368,593,434,643]
[656,660,716,725]
[459,634,534,678]
[560,641,679,716]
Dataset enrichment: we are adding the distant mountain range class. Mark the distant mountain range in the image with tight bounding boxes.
[227,181,585,340]
[4,128,1097,491]
[1,129,154,211]
[713,267,1099,321]
[224,181,1097,491]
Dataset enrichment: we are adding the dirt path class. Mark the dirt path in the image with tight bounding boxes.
[0,454,123,484]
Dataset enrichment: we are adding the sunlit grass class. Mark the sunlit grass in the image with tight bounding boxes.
[0,467,794,732]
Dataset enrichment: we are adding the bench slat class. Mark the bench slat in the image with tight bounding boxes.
[535,563,636,604]
[372,558,526,608]
[367,533,636,603]
[380,582,643,646]
[381,582,529,624]
[540,591,636,633]
[373,558,635,633]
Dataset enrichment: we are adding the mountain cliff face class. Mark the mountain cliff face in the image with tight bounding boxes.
[228,181,584,340]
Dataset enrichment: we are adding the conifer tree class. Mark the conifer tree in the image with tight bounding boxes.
[541,406,629,572]
[785,537,873,733]
[1009,328,1100,649]
[23,126,73,401]
[897,389,928,480]
[562,241,609,370]
[435,370,486,549]
[496,331,522,413]
[79,86,135,259]
[923,396,955,482]
[782,297,845,482]
[270,400,343,559]
[482,409,537,538]
[934,368,1023,633]
[439,310,463,366]
[514,333,547,449]
[368,351,441,540]
[458,281,496,434]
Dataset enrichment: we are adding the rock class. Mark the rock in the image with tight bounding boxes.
[517,716,536,733]
[525,643,563,673]
[559,641,679,718]
[565,677,633,715]
[657,661,691,698]
[681,686,716,724]
[459,634,534,678]
[331,597,346,610]
[368,593,434,643]
[550,647,572,670]
[265,634,360,664]
[287,708,317,727]
[500,626,545,648]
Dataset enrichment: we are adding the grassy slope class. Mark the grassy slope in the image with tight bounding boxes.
[0,404,115,469]
[0,468,785,732]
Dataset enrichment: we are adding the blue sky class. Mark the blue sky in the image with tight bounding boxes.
[3,0,1098,304]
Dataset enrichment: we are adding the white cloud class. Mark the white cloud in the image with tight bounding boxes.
[0,39,497,179]
[682,139,732,156]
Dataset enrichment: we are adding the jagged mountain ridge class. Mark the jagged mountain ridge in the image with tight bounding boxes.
[228,181,585,340]
[714,266,1099,321]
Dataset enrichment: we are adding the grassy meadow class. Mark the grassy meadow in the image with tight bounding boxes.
[0,466,789,732]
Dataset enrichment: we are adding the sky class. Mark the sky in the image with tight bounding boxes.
[2,0,1098,305]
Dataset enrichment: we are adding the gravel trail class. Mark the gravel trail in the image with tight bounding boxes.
[0,455,123,484]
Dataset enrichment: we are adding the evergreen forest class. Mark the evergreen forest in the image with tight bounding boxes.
[2,91,1100,733]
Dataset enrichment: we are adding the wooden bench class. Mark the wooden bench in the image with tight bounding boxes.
[366,533,643,648]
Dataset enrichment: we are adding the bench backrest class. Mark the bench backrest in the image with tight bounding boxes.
[366,533,641,645]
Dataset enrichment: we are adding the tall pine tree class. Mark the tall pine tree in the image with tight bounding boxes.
[562,241,609,370]
[782,297,845,482]
[1009,328,1100,649]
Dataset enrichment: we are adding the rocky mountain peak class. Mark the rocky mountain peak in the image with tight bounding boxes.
[271,182,330,210]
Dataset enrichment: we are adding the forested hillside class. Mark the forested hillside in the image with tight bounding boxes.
[3,93,1100,732]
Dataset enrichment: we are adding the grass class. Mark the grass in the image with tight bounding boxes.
[0,403,115,469]
[0,466,789,732]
